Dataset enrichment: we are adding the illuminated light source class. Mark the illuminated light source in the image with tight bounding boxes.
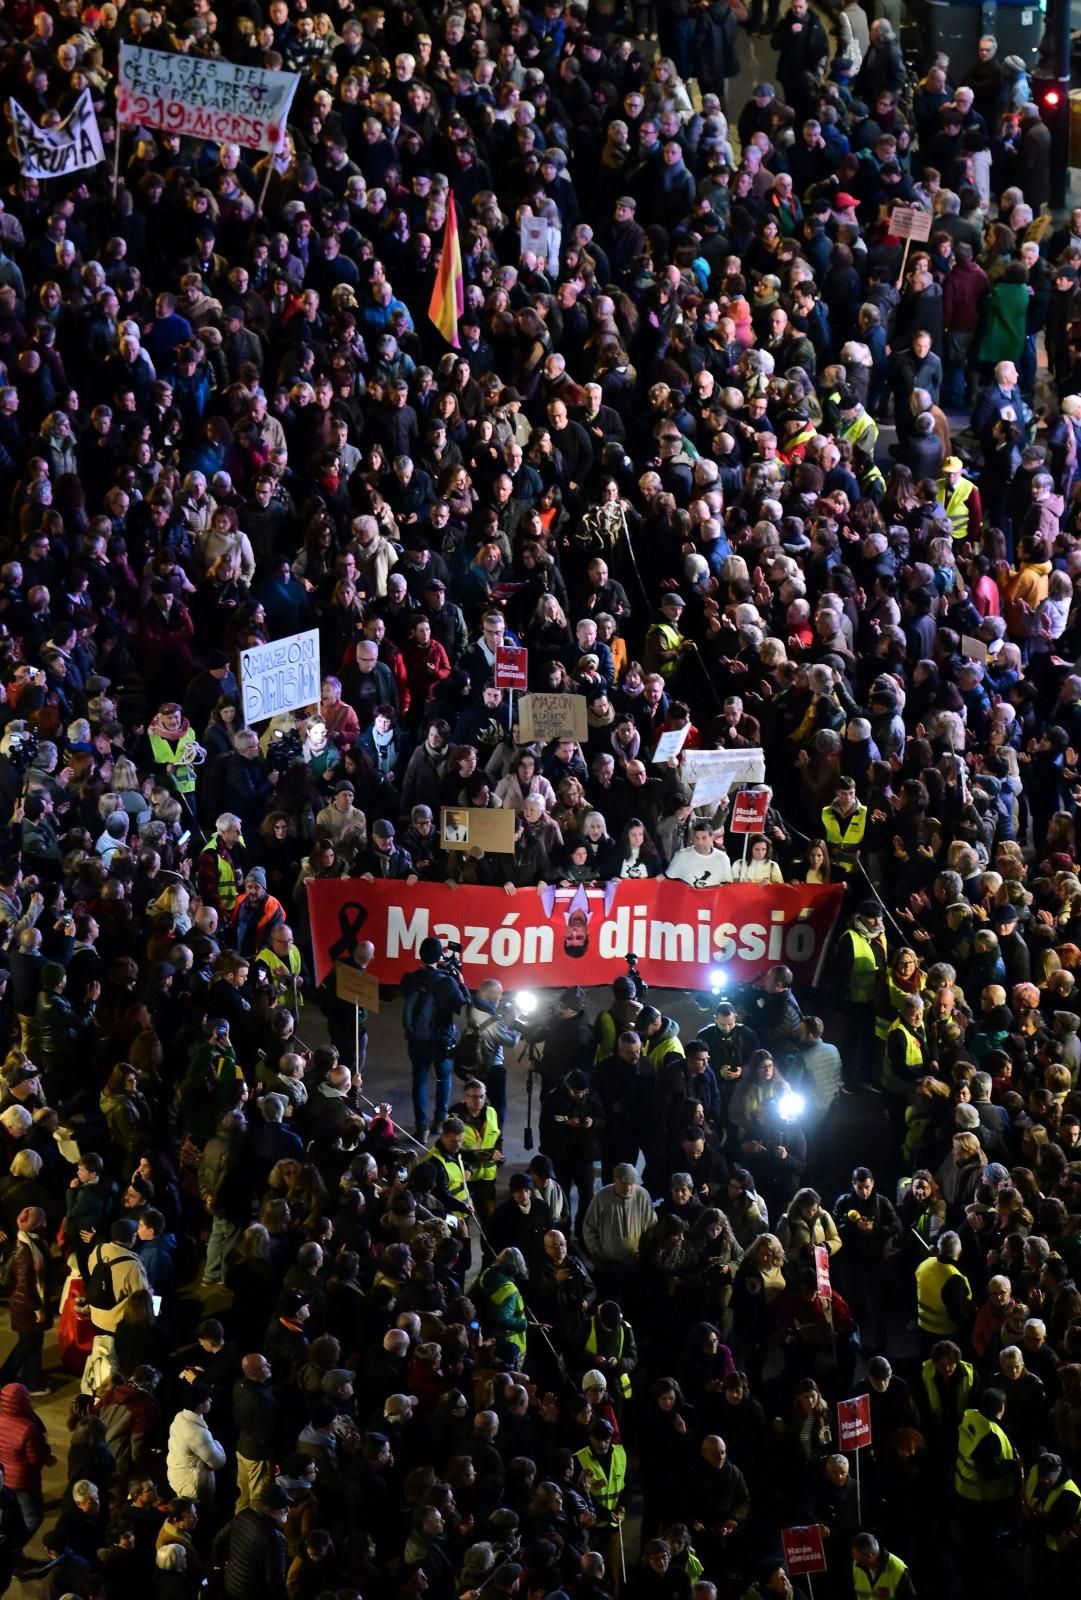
[779,1091,806,1121]
[709,967,728,993]
[1044,87,1062,106]
[516,990,538,1015]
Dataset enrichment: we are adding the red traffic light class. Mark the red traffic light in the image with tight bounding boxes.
[1044,87,1062,105]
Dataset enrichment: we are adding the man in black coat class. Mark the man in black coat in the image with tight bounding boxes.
[216,1483,290,1600]
[488,1174,552,1272]
[233,1353,280,1513]
[771,0,828,108]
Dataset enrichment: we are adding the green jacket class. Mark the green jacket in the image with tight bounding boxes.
[977,281,1028,366]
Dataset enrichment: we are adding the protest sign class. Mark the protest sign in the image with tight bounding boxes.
[837,1394,872,1451]
[10,89,104,177]
[684,747,766,804]
[814,1244,832,1295]
[652,725,690,763]
[961,634,989,663]
[308,878,844,986]
[730,788,772,834]
[118,44,299,151]
[494,646,529,692]
[335,962,380,1014]
[240,627,320,724]
[889,204,932,241]
[441,807,516,855]
[517,693,588,744]
[781,1526,827,1577]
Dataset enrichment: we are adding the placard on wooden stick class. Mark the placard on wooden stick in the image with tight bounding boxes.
[441,807,516,854]
[517,693,588,744]
[335,962,380,1013]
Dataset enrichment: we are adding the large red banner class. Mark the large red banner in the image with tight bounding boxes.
[307,878,843,989]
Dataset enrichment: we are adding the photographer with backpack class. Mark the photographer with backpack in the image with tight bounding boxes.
[456,979,524,1129]
[400,937,472,1142]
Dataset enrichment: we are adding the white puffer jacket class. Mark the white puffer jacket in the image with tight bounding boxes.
[166,1407,227,1500]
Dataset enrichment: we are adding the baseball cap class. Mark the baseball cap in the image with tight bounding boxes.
[420,937,443,963]
[834,192,858,209]
[385,1393,416,1418]
[943,456,963,473]
[753,83,775,99]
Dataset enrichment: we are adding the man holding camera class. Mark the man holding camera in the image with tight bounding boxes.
[400,936,472,1140]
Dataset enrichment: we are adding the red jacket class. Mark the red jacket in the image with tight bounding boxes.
[0,1384,48,1490]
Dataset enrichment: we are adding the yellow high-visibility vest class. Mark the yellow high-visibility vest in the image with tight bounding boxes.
[461,1105,501,1183]
[916,1258,970,1335]
[938,476,976,540]
[585,1317,633,1398]
[148,728,198,794]
[955,1408,1015,1501]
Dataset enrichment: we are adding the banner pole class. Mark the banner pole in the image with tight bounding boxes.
[256,148,276,217]
[855,1448,861,1524]
[354,999,360,1074]
[111,121,122,202]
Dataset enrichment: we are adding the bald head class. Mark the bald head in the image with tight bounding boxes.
[242,1353,271,1382]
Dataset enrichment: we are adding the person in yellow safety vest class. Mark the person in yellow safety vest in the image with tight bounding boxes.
[477,1246,529,1354]
[882,996,931,1102]
[1024,1453,1081,1555]
[451,1078,503,1218]
[920,1339,974,1434]
[955,1390,1018,1503]
[820,777,867,876]
[423,1118,473,1228]
[661,1526,704,1588]
[851,1532,916,1600]
[574,1418,627,1527]
[644,592,692,681]
[938,456,983,543]
[198,813,246,914]
[580,1299,638,1404]
[834,902,888,1092]
[874,947,926,1050]
[915,1233,973,1347]
[838,390,881,456]
[254,923,305,1010]
[145,702,201,796]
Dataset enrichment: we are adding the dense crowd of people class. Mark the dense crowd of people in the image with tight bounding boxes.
[0,1,1078,1599]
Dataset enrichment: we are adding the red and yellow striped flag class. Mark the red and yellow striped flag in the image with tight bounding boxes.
[428,189,464,348]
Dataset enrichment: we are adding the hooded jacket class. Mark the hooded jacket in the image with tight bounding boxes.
[0,1383,48,1490]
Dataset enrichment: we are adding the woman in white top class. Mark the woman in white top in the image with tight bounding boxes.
[733,835,784,884]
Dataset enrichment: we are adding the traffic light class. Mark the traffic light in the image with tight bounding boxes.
[1036,74,1071,208]
[1035,0,1072,209]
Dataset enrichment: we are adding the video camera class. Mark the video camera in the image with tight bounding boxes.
[270,725,304,764]
[439,940,464,977]
[625,950,647,999]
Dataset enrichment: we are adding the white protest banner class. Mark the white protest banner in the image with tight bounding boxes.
[118,43,299,152]
[240,627,321,724]
[682,747,766,791]
[10,89,104,178]
[652,725,690,763]
[961,634,989,664]
[683,747,766,809]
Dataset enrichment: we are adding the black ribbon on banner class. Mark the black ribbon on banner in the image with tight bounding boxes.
[326,900,369,967]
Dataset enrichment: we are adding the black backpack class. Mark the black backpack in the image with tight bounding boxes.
[87,1248,138,1313]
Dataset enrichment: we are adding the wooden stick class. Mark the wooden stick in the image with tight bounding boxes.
[111,120,122,202]
[895,235,912,291]
[255,149,275,218]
